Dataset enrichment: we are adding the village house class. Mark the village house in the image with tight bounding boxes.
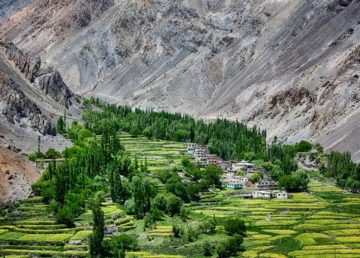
[232,160,255,172]
[220,161,232,172]
[252,191,271,199]
[225,179,245,190]
[271,190,290,199]
[251,190,290,199]
[185,143,197,155]
[255,179,278,190]
[206,154,222,166]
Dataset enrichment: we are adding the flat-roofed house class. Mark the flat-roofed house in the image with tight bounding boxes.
[252,191,271,199]
[255,180,278,190]
[232,160,255,172]
[225,179,244,190]
[206,154,222,166]
[271,191,290,199]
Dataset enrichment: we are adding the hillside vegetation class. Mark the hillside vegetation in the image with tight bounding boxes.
[0,100,359,257]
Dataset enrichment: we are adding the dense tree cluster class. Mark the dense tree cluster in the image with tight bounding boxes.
[325,151,360,192]
[83,99,267,161]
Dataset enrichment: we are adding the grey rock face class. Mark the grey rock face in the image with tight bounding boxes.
[0,71,56,135]
[36,69,73,108]
[0,0,32,21]
[1,41,40,82]
[0,41,74,108]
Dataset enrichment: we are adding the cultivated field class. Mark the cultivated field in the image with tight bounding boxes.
[0,133,359,257]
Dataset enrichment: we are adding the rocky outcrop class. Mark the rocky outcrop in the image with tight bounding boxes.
[0,71,56,135]
[0,41,74,107]
[0,41,40,82]
[36,69,74,108]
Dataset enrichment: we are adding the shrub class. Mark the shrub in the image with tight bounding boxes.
[295,140,312,153]
[199,218,217,234]
[223,217,246,237]
[216,235,244,258]
[202,241,214,256]
[45,148,62,159]
[103,234,138,257]
[249,172,263,184]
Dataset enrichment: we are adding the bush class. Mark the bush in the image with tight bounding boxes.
[103,234,138,256]
[216,235,244,258]
[295,140,312,153]
[199,218,217,234]
[249,172,263,184]
[28,152,45,162]
[172,224,183,238]
[223,217,246,237]
[202,241,214,256]
[45,148,62,159]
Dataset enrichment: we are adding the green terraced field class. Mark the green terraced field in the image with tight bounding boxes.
[188,181,360,258]
[1,134,360,257]
[117,134,360,258]
[0,198,135,257]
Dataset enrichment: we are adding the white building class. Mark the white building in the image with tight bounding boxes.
[232,160,255,172]
[252,191,271,199]
[271,191,290,199]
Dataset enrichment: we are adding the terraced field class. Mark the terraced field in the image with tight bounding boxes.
[119,133,185,173]
[1,134,360,257]
[189,181,360,258]
[0,197,89,257]
[0,198,137,257]
[118,133,360,257]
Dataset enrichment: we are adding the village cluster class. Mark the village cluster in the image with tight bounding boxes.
[185,144,290,199]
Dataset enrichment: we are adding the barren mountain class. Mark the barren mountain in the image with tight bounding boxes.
[1,0,360,160]
[0,41,79,153]
[0,146,40,203]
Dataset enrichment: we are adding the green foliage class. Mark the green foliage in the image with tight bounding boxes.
[45,149,62,159]
[295,140,313,153]
[132,176,158,219]
[249,172,263,184]
[325,151,360,191]
[172,223,182,238]
[83,99,267,161]
[223,217,246,237]
[266,140,298,174]
[28,152,45,162]
[199,217,217,234]
[103,234,138,257]
[56,116,65,134]
[55,192,86,227]
[109,157,132,204]
[278,170,309,192]
[216,235,244,258]
[202,241,214,256]
[90,193,105,258]
[153,193,182,217]
[202,166,223,188]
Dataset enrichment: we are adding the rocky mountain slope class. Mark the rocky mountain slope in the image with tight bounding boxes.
[0,41,78,153]
[0,146,39,203]
[0,0,360,160]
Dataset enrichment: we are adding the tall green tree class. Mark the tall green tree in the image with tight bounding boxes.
[90,194,105,258]
[132,176,157,219]
[56,116,65,134]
